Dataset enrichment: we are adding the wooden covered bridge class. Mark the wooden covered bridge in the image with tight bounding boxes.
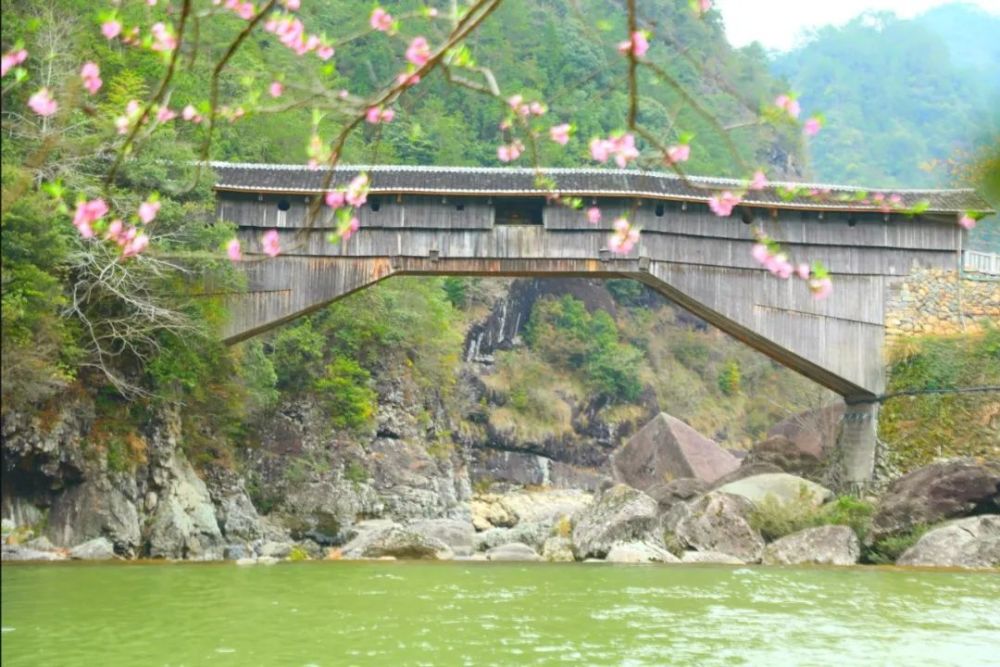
[212,162,992,483]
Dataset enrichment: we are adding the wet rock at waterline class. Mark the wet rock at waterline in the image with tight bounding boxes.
[762,526,860,566]
[357,526,454,560]
[486,542,543,561]
[571,484,661,559]
[869,459,1000,544]
[611,413,739,489]
[672,491,765,563]
[407,519,475,556]
[68,537,116,561]
[604,541,679,564]
[680,550,745,565]
[897,515,1000,569]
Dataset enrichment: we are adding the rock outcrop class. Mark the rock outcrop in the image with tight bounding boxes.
[486,542,542,561]
[672,492,765,563]
[762,526,860,566]
[605,541,678,563]
[611,413,739,489]
[644,478,708,514]
[715,473,833,508]
[357,526,453,560]
[571,484,661,559]
[869,459,1000,543]
[897,515,1000,569]
[69,537,116,560]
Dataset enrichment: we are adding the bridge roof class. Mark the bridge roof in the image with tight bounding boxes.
[211,162,993,216]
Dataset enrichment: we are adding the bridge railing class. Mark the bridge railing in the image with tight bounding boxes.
[963,250,1000,276]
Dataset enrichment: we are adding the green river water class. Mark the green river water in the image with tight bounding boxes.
[1,561,998,666]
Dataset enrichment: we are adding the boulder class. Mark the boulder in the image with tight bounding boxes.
[715,473,833,508]
[673,492,765,563]
[407,519,475,557]
[471,494,517,531]
[359,527,453,560]
[496,489,592,526]
[46,479,141,556]
[869,459,1000,543]
[486,542,542,562]
[762,526,860,566]
[571,484,661,559]
[743,435,825,479]
[1,545,66,561]
[69,537,116,561]
[25,536,56,551]
[897,515,1000,569]
[766,403,845,459]
[541,536,575,562]
[475,522,552,552]
[256,541,293,559]
[644,478,708,513]
[338,520,401,558]
[223,544,248,560]
[710,462,784,489]
[611,413,739,488]
[605,541,679,564]
[680,551,745,565]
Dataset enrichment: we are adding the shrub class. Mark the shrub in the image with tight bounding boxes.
[864,525,929,565]
[717,360,741,396]
[288,546,310,561]
[749,489,875,543]
[313,358,377,430]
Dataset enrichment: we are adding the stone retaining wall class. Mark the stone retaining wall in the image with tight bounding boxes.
[886,269,1000,341]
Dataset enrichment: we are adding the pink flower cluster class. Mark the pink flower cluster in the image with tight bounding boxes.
[28,88,57,117]
[666,143,690,164]
[115,100,142,135]
[549,124,571,145]
[871,192,903,213]
[269,81,284,98]
[708,191,742,217]
[150,22,177,53]
[803,116,822,136]
[370,7,393,32]
[507,94,546,118]
[774,94,800,120]
[958,213,977,230]
[101,20,122,40]
[497,140,525,163]
[590,133,639,168]
[72,198,109,238]
[325,174,370,209]
[1,48,28,78]
[694,0,713,15]
[107,219,150,258]
[586,207,601,224]
[752,242,831,299]
[748,170,768,191]
[262,229,280,257]
[80,62,102,95]
[227,238,242,262]
[218,0,258,22]
[264,14,334,59]
[609,217,640,254]
[365,106,395,124]
[406,37,431,67]
[618,31,650,58]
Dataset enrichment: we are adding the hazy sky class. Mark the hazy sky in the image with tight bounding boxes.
[714,0,1000,51]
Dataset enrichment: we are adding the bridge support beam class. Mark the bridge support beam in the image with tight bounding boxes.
[838,402,879,488]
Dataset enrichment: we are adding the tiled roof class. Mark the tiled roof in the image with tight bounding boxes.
[211,162,994,215]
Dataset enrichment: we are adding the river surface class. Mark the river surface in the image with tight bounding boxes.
[2,561,998,666]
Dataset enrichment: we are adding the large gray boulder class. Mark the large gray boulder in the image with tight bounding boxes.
[486,542,542,561]
[673,492,765,563]
[680,550,745,565]
[407,519,475,556]
[605,541,679,564]
[69,537,116,560]
[869,459,1000,543]
[475,522,551,552]
[762,526,860,566]
[359,527,453,560]
[46,479,141,556]
[644,478,708,514]
[147,454,224,559]
[715,473,833,508]
[1,545,66,561]
[897,515,1000,569]
[611,413,739,489]
[572,484,661,559]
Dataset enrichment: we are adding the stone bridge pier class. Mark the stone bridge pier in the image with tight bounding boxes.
[211,163,993,484]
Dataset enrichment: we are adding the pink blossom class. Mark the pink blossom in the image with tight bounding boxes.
[666,144,690,164]
[775,94,800,119]
[115,115,131,134]
[236,2,255,20]
[613,217,630,234]
[618,31,649,58]
[809,277,833,300]
[396,72,421,87]
[796,263,811,280]
[549,123,571,146]
[262,229,281,257]
[529,101,546,116]
[405,37,431,67]
[316,44,335,60]
[80,62,102,95]
[72,199,109,237]
[105,219,124,242]
[586,207,601,224]
[370,7,393,32]
[497,141,524,163]
[345,174,369,207]
[590,134,639,167]
[122,233,150,258]
[156,106,177,122]
[269,81,284,98]
[749,170,768,191]
[227,238,242,262]
[698,0,712,14]
[27,88,57,117]
[707,191,741,217]
[138,200,160,224]
[325,191,345,209]
[590,138,612,163]
[147,0,158,5]
[751,243,770,264]
[182,105,198,121]
[958,213,977,230]
[366,106,394,124]
[1,48,28,78]
[101,20,122,40]
[342,216,360,240]
[284,0,300,9]
[150,22,177,53]
[803,116,822,136]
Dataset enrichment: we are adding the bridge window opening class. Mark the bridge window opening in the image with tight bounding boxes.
[655,203,665,217]
[370,197,381,212]
[740,208,753,225]
[456,203,465,211]
[847,216,858,228]
[495,198,544,225]
[277,199,291,211]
